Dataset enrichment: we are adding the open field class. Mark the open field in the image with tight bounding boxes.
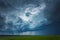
[0,35,60,40]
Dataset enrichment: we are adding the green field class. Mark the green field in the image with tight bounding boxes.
[0,35,60,40]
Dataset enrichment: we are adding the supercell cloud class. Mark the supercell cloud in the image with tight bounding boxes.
[0,0,60,35]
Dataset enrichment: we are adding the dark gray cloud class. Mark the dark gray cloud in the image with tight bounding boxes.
[0,0,60,35]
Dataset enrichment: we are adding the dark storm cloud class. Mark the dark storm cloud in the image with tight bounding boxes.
[40,0,60,35]
[0,15,5,30]
[44,0,60,20]
[0,0,60,35]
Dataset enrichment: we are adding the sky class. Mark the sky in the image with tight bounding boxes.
[0,0,60,35]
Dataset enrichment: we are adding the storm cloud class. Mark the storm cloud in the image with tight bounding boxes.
[0,0,60,35]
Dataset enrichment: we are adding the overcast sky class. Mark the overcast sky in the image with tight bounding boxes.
[0,0,60,35]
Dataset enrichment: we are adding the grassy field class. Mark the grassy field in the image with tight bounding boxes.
[0,35,60,40]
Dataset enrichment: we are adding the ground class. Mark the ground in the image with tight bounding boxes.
[0,35,60,40]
